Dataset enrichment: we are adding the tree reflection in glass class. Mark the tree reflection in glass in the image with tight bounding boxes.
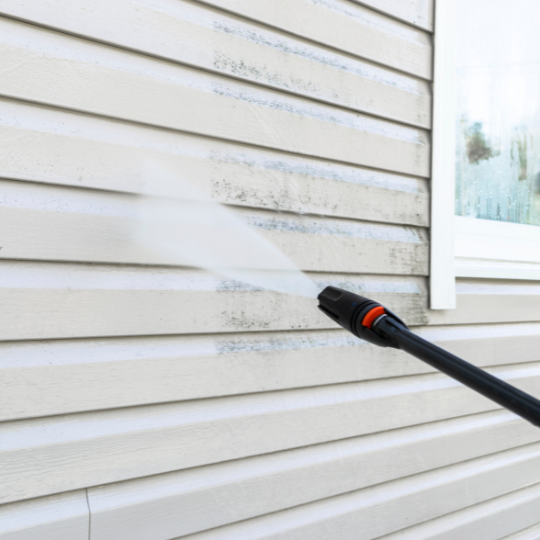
[455,0,540,226]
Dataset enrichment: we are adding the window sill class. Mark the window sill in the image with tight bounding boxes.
[455,216,540,281]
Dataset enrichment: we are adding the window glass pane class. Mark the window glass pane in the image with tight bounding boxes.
[455,0,540,226]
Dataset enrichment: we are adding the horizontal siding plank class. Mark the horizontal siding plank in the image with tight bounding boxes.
[419,323,540,367]
[88,412,540,540]
[2,364,540,504]
[502,521,540,540]
[0,100,429,227]
[175,443,540,540]
[0,261,427,341]
[0,0,431,127]
[0,179,428,275]
[379,483,540,540]
[2,323,540,422]
[193,0,432,77]
[0,18,430,177]
[428,280,540,326]
[351,0,434,31]
[0,330,389,422]
[0,491,88,540]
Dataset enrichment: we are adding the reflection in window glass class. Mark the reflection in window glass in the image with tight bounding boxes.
[455,0,540,226]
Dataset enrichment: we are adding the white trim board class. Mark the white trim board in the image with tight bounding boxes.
[455,216,540,281]
[429,0,456,309]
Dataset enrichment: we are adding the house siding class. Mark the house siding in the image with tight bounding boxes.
[0,0,539,538]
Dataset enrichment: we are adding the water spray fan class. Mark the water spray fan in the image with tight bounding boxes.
[318,286,540,428]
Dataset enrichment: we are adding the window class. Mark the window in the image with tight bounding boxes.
[431,0,540,309]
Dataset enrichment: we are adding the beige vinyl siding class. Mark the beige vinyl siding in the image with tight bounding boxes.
[348,0,435,31]
[2,323,540,422]
[0,0,539,538]
[87,429,540,539]
[377,482,540,539]
[428,280,540,325]
[0,492,89,540]
[90,441,540,539]
[0,181,428,273]
[0,19,429,176]
[0,0,432,127]
[4,367,540,504]
[0,264,425,341]
[0,100,429,226]
[185,0,433,77]
[503,521,540,540]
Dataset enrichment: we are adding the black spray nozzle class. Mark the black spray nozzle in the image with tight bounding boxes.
[317,286,540,428]
[317,286,407,349]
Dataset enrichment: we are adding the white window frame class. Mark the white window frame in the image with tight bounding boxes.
[430,0,540,310]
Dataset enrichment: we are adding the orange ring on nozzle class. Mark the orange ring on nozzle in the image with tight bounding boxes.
[362,306,386,329]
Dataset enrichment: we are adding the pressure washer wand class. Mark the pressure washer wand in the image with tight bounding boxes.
[318,286,540,428]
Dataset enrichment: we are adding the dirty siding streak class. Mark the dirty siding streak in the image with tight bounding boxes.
[0,179,429,274]
[2,0,540,538]
[0,18,430,177]
[193,0,433,78]
[348,0,434,31]
[0,0,431,127]
[0,100,430,226]
[0,262,428,341]
[1,323,540,422]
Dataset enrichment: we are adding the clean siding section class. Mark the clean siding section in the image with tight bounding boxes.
[0,492,89,540]
[378,482,540,540]
[428,280,540,325]
[502,521,540,540]
[15,367,540,503]
[168,443,540,539]
[87,414,539,540]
